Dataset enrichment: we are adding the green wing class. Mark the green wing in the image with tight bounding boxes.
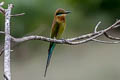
[51,21,59,38]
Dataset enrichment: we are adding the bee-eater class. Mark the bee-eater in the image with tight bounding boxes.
[44,8,71,77]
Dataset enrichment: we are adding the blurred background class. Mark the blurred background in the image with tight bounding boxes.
[1,0,120,80]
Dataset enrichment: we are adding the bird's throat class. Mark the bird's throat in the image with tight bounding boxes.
[56,16,65,23]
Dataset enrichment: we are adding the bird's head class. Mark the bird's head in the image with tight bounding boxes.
[55,8,71,23]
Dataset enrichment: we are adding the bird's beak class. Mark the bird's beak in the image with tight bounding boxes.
[65,11,71,14]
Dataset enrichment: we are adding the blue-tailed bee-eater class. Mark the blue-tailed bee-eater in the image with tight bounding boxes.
[44,8,71,77]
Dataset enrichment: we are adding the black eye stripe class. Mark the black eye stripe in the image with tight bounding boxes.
[56,13,63,15]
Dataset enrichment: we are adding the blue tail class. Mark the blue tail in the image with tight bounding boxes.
[44,42,56,77]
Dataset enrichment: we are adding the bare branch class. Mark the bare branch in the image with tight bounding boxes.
[0,48,4,56]
[94,21,101,33]
[10,32,104,45]
[92,39,120,44]
[0,31,4,34]
[92,21,120,44]
[0,2,24,17]
[4,4,13,80]
[104,32,120,40]
[0,2,5,14]
[0,2,4,6]
[11,13,25,17]
[9,20,120,45]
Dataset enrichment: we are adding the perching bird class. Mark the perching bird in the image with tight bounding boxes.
[44,8,71,77]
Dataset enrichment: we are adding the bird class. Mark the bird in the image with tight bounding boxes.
[44,8,71,77]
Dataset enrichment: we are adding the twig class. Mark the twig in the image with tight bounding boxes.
[0,2,24,17]
[92,39,120,44]
[92,21,120,44]
[11,13,25,17]
[0,48,4,56]
[0,46,4,56]
[94,21,101,33]
[103,20,120,40]
[0,2,5,14]
[4,4,13,80]
[0,31,4,34]
[0,2,4,6]
[104,32,120,40]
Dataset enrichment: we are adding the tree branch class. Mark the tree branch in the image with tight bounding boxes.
[9,20,120,45]
[0,2,24,17]
[11,13,25,17]
[4,4,13,80]
[104,32,120,40]
[0,20,119,45]
[0,2,5,15]
[92,21,120,44]
[0,31,4,34]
